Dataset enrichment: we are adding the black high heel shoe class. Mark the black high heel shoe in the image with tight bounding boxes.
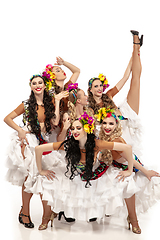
[130,30,143,47]
[58,211,75,223]
[19,207,34,228]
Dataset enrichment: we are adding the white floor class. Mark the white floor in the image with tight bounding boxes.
[1,179,160,240]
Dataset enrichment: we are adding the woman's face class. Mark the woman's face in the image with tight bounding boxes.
[77,89,88,106]
[71,120,87,140]
[102,117,117,136]
[90,79,103,97]
[31,77,46,95]
[52,66,66,81]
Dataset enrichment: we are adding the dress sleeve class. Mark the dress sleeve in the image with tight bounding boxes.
[106,86,119,99]
[52,97,55,105]
[53,141,65,150]
[95,139,114,151]
[14,103,25,116]
[111,137,126,160]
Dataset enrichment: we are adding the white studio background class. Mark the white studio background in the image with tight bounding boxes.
[0,0,160,239]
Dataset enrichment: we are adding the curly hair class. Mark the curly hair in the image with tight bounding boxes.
[67,88,81,122]
[88,90,115,114]
[98,118,122,165]
[63,133,96,188]
[27,76,56,143]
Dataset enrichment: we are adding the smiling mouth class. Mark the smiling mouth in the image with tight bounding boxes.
[104,129,111,133]
[35,88,42,91]
[74,133,80,138]
[64,72,66,76]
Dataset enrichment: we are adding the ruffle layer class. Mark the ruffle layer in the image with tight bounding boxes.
[118,99,143,159]
[5,127,61,187]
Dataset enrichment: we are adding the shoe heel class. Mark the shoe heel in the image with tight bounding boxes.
[58,211,63,221]
[127,216,131,230]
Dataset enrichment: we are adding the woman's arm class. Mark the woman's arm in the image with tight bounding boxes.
[133,160,160,181]
[57,113,71,141]
[52,91,69,126]
[97,140,133,178]
[55,57,80,83]
[35,143,54,173]
[113,142,133,179]
[35,141,64,180]
[4,110,29,145]
[106,57,132,99]
[115,57,132,91]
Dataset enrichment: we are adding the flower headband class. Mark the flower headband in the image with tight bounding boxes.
[67,83,78,105]
[88,74,110,92]
[94,107,117,123]
[79,112,95,134]
[42,64,56,96]
[66,83,78,92]
[94,107,128,123]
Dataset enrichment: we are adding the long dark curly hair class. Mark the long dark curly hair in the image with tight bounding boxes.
[26,76,56,143]
[87,78,115,113]
[62,133,96,188]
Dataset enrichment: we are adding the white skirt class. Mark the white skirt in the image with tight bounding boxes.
[27,155,160,222]
[118,99,143,159]
[5,126,62,187]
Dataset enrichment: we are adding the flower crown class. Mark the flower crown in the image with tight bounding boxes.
[42,64,56,96]
[88,73,110,92]
[79,112,95,134]
[94,107,117,123]
[66,83,78,92]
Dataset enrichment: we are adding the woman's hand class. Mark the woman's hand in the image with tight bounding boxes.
[39,170,56,180]
[145,170,160,181]
[54,56,64,66]
[116,170,132,182]
[18,128,29,146]
[55,91,69,101]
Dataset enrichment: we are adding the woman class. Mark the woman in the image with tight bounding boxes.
[88,30,143,158]
[96,106,160,234]
[57,82,89,141]
[42,57,80,143]
[4,74,68,229]
[34,112,136,229]
[43,57,80,115]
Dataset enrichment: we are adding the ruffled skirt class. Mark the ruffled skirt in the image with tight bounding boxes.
[5,127,62,187]
[118,99,143,159]
[27,157,160,222]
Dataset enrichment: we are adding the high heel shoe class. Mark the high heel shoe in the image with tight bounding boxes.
[130,30,143,47]
[19,207,34,228]
[127,216,141,234]
[38,211,57,230]
[58,211,75,223]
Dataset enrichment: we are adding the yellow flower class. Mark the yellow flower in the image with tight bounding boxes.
[90,123,94,133]
[84,124,90,133]
[48,81,52,90]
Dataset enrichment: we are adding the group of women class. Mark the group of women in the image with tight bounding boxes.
[4,30,160,234]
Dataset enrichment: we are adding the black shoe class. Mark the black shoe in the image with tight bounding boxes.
[58,211,75,223]
[89,218,97,222]
[130,30,143,47]
[19,208,34,228]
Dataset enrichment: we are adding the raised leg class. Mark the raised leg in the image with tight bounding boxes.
[127,35,142,115]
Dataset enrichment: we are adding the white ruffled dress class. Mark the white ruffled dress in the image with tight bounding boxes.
[26,148,160,222]
[5,125,61,187]
[118,99,143,159]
